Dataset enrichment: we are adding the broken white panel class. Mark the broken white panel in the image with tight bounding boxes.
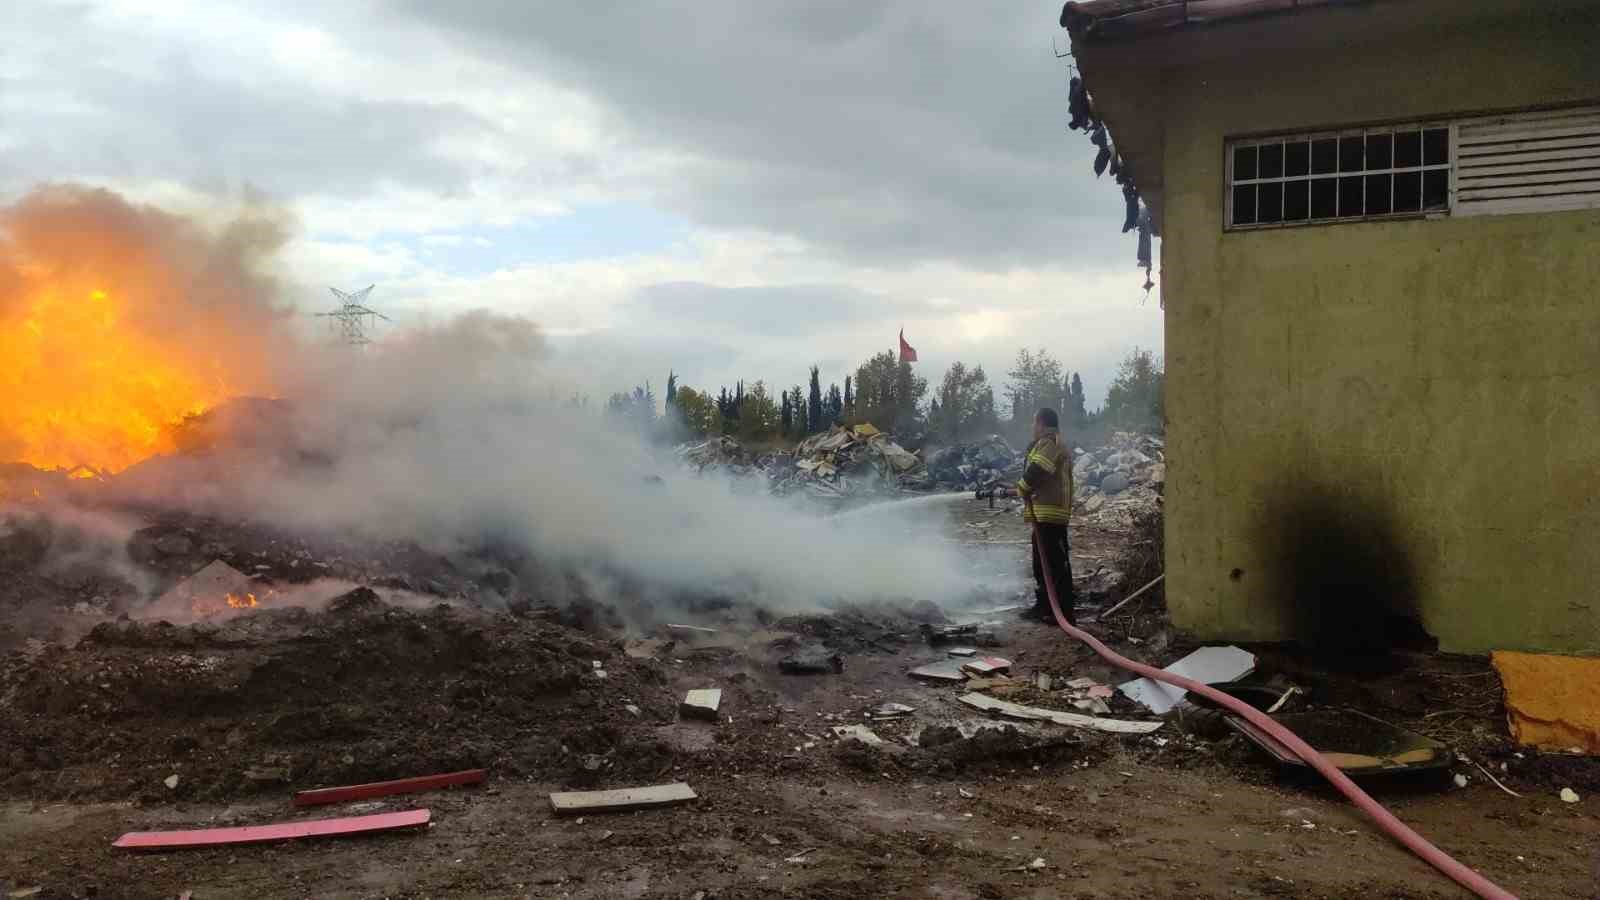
[1117,646,1255,715]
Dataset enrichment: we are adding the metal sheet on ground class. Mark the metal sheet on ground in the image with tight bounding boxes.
[958,692,1163,734]
[113,809,431,850]
[909,658,969,682]
[548,783,697,815]
[293,769,486,807]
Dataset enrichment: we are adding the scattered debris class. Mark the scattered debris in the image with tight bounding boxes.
[923,623,978,645]
[1006,857,1048,872]
[957,693,1163,734]
[1227,709,1454,777]
[831,725,884,746]
[1491,650,1600,754]
[114,809,432,850]
[779,645,843,675]
[163,774,180,791]
[1095,573,1165,619]
[1468,759,1521,798]
[293,769,487,807]
[947,647,977,658]
[665,624,719,639]
[960,656,1012,677]
[1559,788,1580,804]
[910,658,970,683]
[548,783,698,816]
[680,689,722,722]
[1453,773,1470,789]
[869,702,916,719]
[784,847,820,864]
[1035,673,1053,692]
[1118,646,1256,715]
[1266,686,1301,714]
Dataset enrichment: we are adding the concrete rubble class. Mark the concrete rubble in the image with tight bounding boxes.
[674,426,1027,500]
[674,428,1167,518]
[1071,431,1164,528]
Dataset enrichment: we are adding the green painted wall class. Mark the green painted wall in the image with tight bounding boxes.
[1160,15,1600,654]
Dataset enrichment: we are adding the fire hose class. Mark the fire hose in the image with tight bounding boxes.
[1025,507,1518,900]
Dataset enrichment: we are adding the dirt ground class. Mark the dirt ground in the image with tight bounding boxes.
[2,495,1598,899]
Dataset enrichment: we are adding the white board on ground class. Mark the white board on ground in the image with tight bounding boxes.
[957,693,1163,734]
[680,688,721,721]
[548,783,697,815]
[1117,646,1256,715]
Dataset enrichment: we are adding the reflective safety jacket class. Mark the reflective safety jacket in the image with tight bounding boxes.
[1017,430,1072,525]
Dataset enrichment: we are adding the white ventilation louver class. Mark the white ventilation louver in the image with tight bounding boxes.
[1455,106,1600,216]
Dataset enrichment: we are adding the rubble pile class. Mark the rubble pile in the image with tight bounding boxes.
[674,426,1028,500]
[924,435,1022,492]
[1072,431,1165,528]
[776,424,927,498]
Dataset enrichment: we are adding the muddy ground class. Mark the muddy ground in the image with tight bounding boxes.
[1,496,1598,898]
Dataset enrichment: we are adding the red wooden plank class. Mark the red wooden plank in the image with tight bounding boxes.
[292,768,487,807]
[113,809,430,850]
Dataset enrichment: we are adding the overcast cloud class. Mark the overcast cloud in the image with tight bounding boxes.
[2,0,1160,408]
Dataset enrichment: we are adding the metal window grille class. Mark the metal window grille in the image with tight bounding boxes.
[1227,124,1452,229]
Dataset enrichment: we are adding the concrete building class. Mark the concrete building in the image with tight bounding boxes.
[1061,0,1600,654]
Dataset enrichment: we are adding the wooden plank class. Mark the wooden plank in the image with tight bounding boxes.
[958,693,1163,735]
[113,809,430,850]
[549,783,697,816]
[293,769,486,807]
[679,688,721,721]
[1458,179,1600,201]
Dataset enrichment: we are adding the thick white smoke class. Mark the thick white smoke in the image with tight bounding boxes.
[131,309,978,616]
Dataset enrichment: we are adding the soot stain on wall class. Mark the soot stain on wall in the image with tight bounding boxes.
[1260,478,1435,666]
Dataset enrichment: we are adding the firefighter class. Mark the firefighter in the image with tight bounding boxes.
[1016,407,1075,625]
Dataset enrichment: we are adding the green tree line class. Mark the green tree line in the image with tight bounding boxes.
[606,347,1163,447]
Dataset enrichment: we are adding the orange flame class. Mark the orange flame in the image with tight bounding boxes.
[0,287,227,473]
[0,186,288,476]
[226,592,258,609]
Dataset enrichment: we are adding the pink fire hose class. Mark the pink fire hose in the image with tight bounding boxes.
[1028,517,1517,900]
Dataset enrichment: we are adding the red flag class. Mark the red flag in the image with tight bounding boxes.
[898,329,918,363]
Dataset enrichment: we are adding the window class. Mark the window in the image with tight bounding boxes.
[1228,124,1450,228]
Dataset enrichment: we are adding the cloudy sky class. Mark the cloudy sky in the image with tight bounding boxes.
[1,0,1160,407]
